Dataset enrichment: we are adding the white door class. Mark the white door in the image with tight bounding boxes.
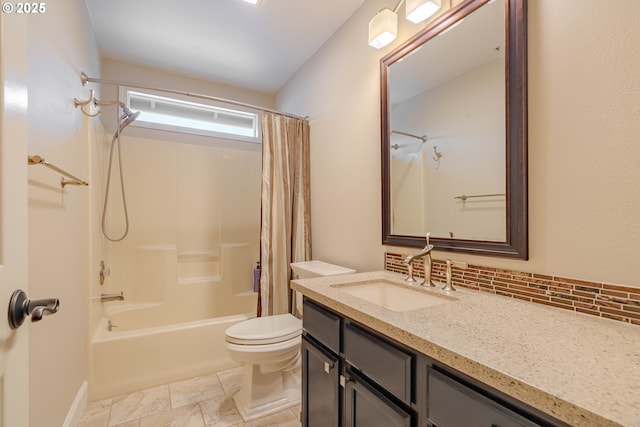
[0,12,30,427]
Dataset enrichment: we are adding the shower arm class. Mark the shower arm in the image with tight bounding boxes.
[94,99,124,108]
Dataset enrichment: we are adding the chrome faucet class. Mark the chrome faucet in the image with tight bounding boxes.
[100,292,124,302]
[403,233,435,286]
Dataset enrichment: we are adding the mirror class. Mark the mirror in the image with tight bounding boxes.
[381,0,527,259]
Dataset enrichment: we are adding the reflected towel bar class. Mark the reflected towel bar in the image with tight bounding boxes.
[390,130,428,146]
[454,193,505,201]
[27,155,89,188]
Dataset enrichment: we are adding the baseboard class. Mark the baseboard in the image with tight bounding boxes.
[62,380,88,427]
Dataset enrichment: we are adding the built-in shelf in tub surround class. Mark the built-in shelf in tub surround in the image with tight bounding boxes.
[386,252,640,325]
[291,271,640,427]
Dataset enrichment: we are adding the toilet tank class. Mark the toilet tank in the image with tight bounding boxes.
[290,260,355,279]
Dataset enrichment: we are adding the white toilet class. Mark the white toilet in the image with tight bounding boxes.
[224,260,355,421]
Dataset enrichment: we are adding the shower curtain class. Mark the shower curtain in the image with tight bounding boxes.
[258,113,312,316]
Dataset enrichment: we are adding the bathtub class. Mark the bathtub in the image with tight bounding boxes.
[89,310,254,400]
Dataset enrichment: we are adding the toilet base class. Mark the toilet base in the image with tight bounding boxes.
[233,362,301,422]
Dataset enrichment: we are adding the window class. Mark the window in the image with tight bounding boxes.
[121,88,261,143]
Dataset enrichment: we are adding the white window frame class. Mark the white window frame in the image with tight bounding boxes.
[119,86,262,144]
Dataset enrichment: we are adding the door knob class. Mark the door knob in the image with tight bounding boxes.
[7,289,60,329]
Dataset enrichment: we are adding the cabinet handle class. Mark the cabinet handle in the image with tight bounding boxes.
[324,361,335,373]
[340,374,354,388]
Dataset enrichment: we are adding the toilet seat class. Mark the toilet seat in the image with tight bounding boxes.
[225,313,301,345]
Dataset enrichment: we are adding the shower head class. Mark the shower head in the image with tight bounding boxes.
[117,108,140,134]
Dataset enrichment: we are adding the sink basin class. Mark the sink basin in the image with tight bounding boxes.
[332,280,457,312]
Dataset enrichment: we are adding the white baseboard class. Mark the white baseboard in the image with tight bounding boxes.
[63,380,88,427]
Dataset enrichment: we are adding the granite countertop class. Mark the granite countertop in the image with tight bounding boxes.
[291,271,640,427]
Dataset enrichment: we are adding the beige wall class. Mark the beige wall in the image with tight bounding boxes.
[277,0,640,288]
[25,0,101,425]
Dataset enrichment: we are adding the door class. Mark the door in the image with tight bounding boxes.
[0,11,30,427]
[302,336,340,427]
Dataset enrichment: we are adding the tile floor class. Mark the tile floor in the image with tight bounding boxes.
[78,367,302,427]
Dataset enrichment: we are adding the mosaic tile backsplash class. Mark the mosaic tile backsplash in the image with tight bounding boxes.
[385,252,640,326]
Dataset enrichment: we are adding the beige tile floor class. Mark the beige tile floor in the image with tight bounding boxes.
[78,367,302,427]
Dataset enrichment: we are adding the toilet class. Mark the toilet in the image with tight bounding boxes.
[224,260,355,421]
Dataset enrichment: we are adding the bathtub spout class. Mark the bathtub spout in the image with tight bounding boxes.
[101,292,124,303]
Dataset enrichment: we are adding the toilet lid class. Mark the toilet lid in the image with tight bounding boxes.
[225,313,302,345]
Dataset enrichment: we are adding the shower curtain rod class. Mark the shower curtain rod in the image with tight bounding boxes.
[80,72,308,121]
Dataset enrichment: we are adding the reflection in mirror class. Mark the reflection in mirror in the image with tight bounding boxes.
[381,0,528,258]
[389,0,505,241]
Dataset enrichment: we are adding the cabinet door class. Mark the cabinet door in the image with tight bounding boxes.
[302,336,340,427]
[428,368,543,427]
[344,375,413,427]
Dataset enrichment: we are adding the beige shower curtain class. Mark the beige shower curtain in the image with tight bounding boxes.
[258,113,311,316]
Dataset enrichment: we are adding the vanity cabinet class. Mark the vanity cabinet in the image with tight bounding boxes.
[301,297,565,427]
[302,298,417,427]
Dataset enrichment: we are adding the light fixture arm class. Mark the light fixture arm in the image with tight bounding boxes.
[392,0,405,13]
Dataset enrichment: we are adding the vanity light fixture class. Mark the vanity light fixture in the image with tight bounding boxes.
[406,0,441,24]
[242,0,262,5]
[368,0,442,49]
[369,8,399,49]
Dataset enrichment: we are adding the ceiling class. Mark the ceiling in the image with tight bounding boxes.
[84,0,367,94]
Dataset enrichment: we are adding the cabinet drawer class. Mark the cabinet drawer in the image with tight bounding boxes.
[303,299,341,354]
[428,368,542,427]
[344,323,412,404]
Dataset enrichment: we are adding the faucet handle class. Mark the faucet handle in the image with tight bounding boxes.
[442,259,456,292]
[425,232,431,246]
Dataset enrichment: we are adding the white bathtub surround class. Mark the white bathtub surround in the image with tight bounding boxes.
[78,367,301,427]
[259,113,311,316]
[90,313,252,400]
[89,242,259,400]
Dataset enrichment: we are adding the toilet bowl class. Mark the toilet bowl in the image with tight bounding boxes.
[224,260,354,421]
[224,313,302,421]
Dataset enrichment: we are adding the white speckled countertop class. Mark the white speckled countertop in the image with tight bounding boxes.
[291,271,640,427]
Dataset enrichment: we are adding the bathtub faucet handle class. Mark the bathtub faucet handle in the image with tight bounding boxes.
[99,260,111,286]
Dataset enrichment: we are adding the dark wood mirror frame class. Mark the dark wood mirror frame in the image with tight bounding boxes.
[381,0,528,259]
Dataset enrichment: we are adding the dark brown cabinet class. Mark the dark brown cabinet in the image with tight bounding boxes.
[344,372,412,427]
[427,368,542,427]
[301,335,340,427]
[302,298,417,427]
[301,297,566,427]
